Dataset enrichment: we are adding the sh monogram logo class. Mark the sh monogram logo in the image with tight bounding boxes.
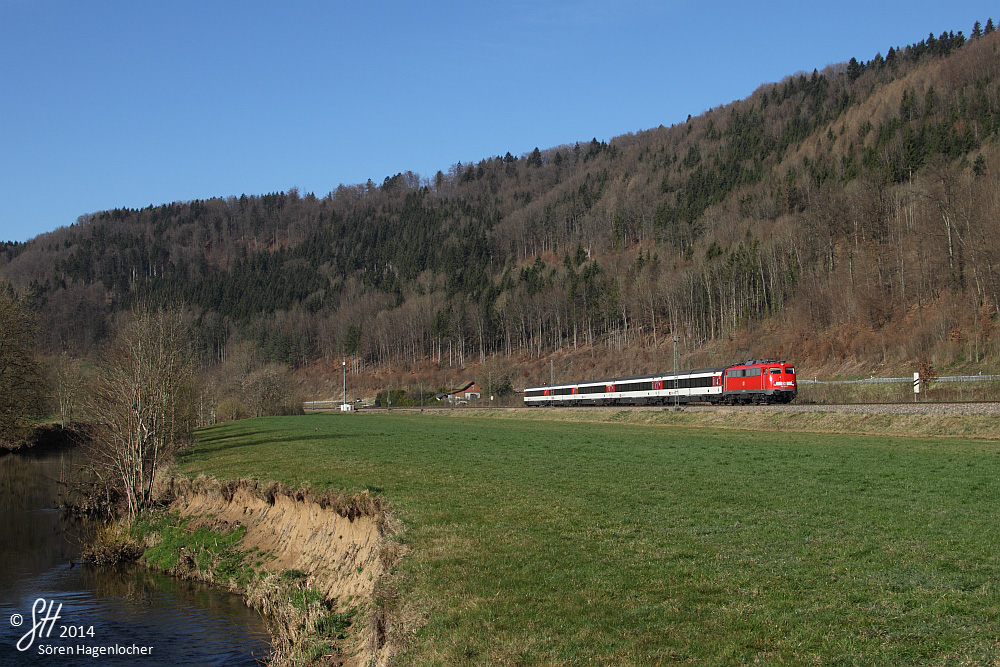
[15,598,63,652]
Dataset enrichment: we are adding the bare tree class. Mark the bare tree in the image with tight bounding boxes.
[50,351,86,427]
[241,362,297,418]
[87,307,194,517]
[926,158,964,289]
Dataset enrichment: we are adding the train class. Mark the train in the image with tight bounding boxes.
[523,360,797,407]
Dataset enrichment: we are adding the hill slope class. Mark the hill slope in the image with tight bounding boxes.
[3,23,1000,386]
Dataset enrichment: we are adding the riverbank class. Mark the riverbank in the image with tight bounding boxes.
[127,476,402,666]
[0,423,83,454]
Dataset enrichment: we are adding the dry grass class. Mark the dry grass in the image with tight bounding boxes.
[81,518,144,565]
[133,476,403,666]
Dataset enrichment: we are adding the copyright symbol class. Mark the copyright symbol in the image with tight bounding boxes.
[10,614,22,627]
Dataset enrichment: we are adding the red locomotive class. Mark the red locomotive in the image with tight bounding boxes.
[720,360,797,404]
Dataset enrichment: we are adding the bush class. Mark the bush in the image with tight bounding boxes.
[216,396,249,422]
[82,520,144,565]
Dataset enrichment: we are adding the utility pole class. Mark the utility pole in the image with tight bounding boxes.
[673,336,679,408]
[342,359,347,410]
[550,359,554,386]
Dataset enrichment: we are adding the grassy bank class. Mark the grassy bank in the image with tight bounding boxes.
[118,479,387,666]
[178,412,1000,664]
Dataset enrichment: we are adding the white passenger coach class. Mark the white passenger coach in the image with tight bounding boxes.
[523,367,724,407]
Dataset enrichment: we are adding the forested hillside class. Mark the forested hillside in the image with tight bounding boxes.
[4,21,1000,389]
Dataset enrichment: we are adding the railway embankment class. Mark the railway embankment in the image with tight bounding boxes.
[426,404,1000,439]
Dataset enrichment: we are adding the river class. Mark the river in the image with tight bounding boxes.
[0,447,272,665]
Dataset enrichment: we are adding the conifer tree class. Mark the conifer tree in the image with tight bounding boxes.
[847,57,863,81]
[527,147,543,168]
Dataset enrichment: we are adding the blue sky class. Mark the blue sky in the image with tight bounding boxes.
[2,1,996,243]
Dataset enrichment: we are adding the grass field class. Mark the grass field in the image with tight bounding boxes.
[178,412,1000,665]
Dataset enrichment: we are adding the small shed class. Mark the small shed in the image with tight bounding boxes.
[436,381,481,401]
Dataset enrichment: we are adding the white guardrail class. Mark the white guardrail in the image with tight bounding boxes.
[800,374,1000,385]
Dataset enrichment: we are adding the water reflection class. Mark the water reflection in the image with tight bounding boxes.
[0,449,271,665]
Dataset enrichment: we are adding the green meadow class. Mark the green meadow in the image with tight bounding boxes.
[178,412,1000,665]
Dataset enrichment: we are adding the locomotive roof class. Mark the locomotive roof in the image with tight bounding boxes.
[730,359,789,367]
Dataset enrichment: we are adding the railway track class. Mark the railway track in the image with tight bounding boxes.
[346,401,1000,415]
[682,401,1000,415]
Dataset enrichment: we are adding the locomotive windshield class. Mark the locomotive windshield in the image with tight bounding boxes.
[785,367,795,374]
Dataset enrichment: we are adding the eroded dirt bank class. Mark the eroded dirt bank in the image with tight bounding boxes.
[157,477,403,666]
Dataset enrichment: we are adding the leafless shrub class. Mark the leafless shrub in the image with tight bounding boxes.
[86,306,195,517]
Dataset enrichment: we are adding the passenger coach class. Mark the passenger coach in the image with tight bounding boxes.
[523,360,796,406]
